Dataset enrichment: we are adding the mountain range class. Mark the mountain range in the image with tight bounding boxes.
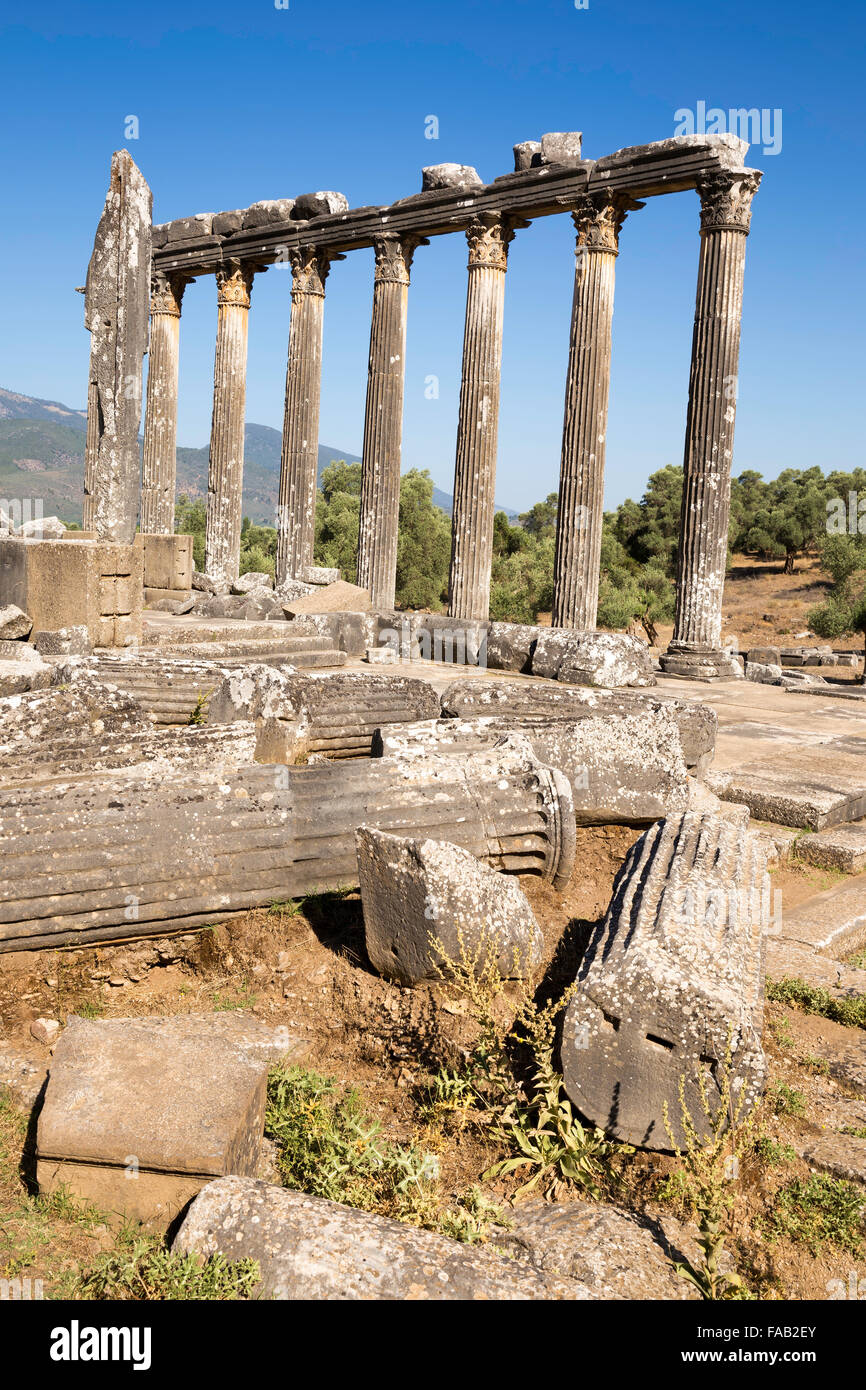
[0,387,517,525]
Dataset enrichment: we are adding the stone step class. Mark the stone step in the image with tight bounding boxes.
[774,877,866,959]
[707,738,866,829]
[795,824,866,873]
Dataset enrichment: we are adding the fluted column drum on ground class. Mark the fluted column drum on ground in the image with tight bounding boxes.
[141,271,186,535]
[662,170,762,679]
[552,193,640,630]
[204,262,254,586]
[357,235,424,609]
[276,246,332,585]
[448,214,518,622]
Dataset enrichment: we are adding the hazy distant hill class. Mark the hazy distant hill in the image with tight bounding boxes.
[0,388,517,524]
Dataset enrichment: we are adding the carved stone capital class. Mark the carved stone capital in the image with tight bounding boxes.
[570,191,642,255]
[697,170,762,234]
[465,213,517,271]
[372,233,427,285]
[289,245,331,296]
[215,261,255,308]
[150,270,187,317]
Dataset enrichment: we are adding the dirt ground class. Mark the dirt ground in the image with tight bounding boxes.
[1,820,863,1302]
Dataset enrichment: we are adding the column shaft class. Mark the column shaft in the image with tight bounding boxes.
[140,272,186,535]
[448,214,516,622]
[552,194,638,630]
[276,247,331,585]
[663,170,762,678]
[204,262,254,587]
[357,235,422,609]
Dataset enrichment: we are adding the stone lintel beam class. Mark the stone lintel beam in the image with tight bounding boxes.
[152,138,753,281]
[204,260,257,587]
[449,213,527,622]
[275,245,342,585]
[357,233,428,609]
[552,191,643,631]
[141,270,190,535]
[662,169,762,679]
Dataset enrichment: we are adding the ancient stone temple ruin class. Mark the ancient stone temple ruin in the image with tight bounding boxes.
[4,129,864,1303]
[135,129,761,676]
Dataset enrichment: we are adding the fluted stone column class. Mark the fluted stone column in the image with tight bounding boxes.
[204,261,255,587]
[357,234,425,609]
[275,246,333,585]
[448,214,518,621]
[662,170,762,679]
[552,192,640,630]
[141,271,187,535]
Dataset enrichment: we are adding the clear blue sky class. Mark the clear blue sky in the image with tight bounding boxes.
[1,0,863,512]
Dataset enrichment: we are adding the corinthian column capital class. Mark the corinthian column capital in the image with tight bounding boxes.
[216,260,255,308]
[465,213,517,271]
[570,191,643,256]
[372,233,427,285]
[150,269,188,317]
[288,244,332,296]
[697,169,762,234]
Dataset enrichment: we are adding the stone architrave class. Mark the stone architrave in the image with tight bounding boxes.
[552,192,641,630]
[141,270,188,534]
[356,234,426,609]
[448,213,521,622]
[82,150,152,542]
[662,170,762,679]
[275,245,336,585]
[204,261,256,586]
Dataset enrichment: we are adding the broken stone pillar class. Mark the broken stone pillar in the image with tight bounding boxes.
[661,171,762,679]
[448,214,518,622]
[276,246,333,585]
[356,235,424,609]
[552,193,640,630]
[356,827,544,984]
[82,150,152,542]
[140,270,188,534]
[0,741,574,951]
[561,808,769,1150]
[204,261,255,587]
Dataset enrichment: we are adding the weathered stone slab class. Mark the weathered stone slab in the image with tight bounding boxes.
[283,580,372,616]
[707,740,866,829]
[356,827,544,984]
[774,877,866,957]
[513,141,543,171]
[746,646,781,665]
[30,626,92,656]
[541,131,583,165]
[36,1014,297,1225]
[0,640,40,661]
[486,621,544,673]
[0,604,32,640]
[18,516,66,540]
[745,660,782,684]
[439,678,716,775]
[0,659,53,696]
[291,191,349,219]
[562,809,769,1150]
[490,1200,697,1300]
[795,824,866,873]
[173,1177,582,1299]
[232,571,274,595]
[242,199,295,228]
[301,566,341,586]
[532,629,655,687]
[421,163,482,190]
[375,709,691,825]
